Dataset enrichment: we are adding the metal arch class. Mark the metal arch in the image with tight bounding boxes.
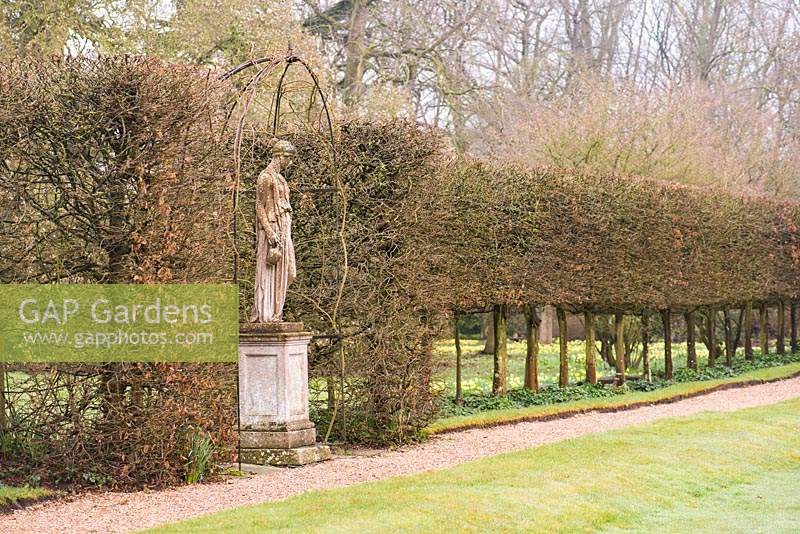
[220,54,336,158]
[220,52,349,443]
[219,53,339,285]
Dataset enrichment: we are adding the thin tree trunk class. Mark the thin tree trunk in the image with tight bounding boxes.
[791,302,798,353]
[481,313,495,354]
[600,337,612,367]
[744,301,754,360]
[327,375,336,412]
[102,183,130,417]
[0,363,7,432]
[732,308,744,354]
[723,306,734,367]
[685,311,697,370]
[706,309,717,367]
[524,305,540,391]
[492,304,508,396]
[614,310,626,384]
[584,310,597,385]
[557,306,568,387]
[341,0,369,104]
[661,309,673,380]
[759,302,769,355]
[777,301,785,355]
[539,306,554,344]
[454,313,463,405]
[641,311,651,383]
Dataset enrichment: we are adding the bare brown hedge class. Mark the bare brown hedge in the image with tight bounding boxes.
[2,363,235,488]
[409,160,800,313]
[0,56,236,488]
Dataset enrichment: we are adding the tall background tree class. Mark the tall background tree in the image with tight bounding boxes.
[6,0,800,197]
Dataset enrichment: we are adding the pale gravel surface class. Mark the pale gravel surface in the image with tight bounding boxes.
[4,377,800,534]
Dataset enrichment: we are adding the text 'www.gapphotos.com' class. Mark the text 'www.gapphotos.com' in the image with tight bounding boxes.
[21,330,214,349]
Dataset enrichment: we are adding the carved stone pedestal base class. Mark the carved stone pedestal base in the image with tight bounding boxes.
[239,444,332,467]
[238,322,330,467]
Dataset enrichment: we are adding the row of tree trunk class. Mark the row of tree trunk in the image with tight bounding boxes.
[453,301,797,402]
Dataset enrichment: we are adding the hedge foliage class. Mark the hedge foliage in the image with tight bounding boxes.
[409,160,800,312]
[0,56,236,488]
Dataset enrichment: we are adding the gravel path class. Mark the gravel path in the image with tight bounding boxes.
[4,376,800,534]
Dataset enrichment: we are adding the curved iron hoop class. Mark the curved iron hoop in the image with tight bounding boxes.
[220,52,350,460]
[221,54,336,152]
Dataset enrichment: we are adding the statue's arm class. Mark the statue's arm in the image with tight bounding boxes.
[256,203,278,245]
[257,175,281,246]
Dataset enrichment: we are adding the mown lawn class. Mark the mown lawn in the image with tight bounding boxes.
[0,485,51,509]
[149,398,800,533]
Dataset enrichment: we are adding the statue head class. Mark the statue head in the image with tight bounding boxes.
[269,138,296,170]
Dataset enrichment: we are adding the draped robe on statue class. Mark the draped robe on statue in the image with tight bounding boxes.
[250,163,296,323]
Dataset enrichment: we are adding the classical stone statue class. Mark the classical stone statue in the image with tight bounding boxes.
[250,139,297,323]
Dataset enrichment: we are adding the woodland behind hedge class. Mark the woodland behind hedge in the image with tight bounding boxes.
[2,57,800,487]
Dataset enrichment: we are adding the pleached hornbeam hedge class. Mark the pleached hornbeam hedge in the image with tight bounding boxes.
[408,159,800,312]
[272,125,800,439]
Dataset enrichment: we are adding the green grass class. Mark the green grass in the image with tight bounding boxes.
[0,485,51,509]
[425,361,800,434]
[148,398,800,533]
[607,468,800,533]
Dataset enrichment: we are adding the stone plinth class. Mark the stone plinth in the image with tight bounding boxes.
[238,322,331,466]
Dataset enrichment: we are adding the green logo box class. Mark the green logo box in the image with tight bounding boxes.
[0,284,239,363]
